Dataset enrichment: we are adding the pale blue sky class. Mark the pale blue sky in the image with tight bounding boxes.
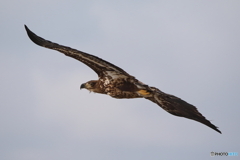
[1,0,240,159]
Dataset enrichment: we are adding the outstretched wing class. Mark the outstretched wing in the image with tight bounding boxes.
[146,87,221,133]
[24,25,129,77]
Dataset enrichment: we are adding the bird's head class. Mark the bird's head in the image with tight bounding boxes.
[80,80,97,92]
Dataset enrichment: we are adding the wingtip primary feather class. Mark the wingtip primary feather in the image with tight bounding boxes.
[24,25,50,47]
[24,24,28,30]
[207,119,222,134]
[24,25,39,45]
[24,25,33,39]
[203,120,222,134]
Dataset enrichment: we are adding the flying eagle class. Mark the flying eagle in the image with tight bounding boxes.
[24,25,221,134]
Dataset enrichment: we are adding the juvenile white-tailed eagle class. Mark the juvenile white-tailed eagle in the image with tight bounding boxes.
[24,25,221,133]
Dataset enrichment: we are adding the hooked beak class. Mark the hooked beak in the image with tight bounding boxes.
[80,83,85,89]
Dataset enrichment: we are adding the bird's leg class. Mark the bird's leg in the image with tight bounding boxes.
[134,82,152,96]
[137,89,151,95]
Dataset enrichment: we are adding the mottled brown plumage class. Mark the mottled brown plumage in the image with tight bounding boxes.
[24,25,221,134]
